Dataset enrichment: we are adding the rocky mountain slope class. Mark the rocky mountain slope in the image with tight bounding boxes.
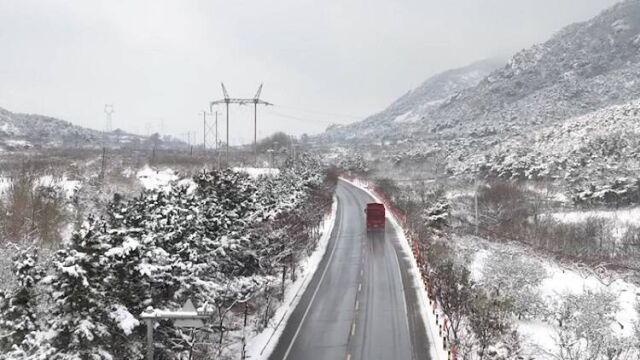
[324,0,640,199]
[453,98,640,205]
[324,0,640,145]
[322,58,503,142]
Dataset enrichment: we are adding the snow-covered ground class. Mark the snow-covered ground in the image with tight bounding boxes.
[548,207,640,226]
[458,235,639,358]
[0,176,10,194]
[546,206,640,239]
[4,139,31,148]
[38,175,80,198]
[0,175,80,199]
[232,167,280,178]
[244,195,337,360]
[136,166,178,191]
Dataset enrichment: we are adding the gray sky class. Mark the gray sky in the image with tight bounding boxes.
[0,0,621,144]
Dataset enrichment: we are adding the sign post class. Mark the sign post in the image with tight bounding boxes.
[140,299,214,360]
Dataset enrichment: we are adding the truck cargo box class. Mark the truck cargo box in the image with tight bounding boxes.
[365,203,385,230]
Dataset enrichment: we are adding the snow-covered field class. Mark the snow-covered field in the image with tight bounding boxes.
[232,167,280,178]
[0,175,80,199]
[459,235,639,358]
[549,207,640,225]
[546,206,640,239]
[136,165,178,190]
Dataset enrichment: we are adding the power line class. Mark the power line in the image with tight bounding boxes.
[264,109,342,125]
[275,104,363,119]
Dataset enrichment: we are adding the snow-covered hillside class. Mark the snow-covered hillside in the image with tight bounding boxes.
[319,58,502,142]
[322,0,640,195]
[323,0,640,145]
[450,98,640,204]
[0,107,184,150]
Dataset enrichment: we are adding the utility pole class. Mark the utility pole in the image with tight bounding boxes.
[215,111,218,151]
[209,83,271,167]
[104,104,114,146]
[225,96,229,162]
[104,104,114,132]
[475,180,479,236]
[202,111,207,152]
[253,84,263,164]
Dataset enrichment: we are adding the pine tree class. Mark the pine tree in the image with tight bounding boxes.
[0,249,44,352]
[47,217,114,359]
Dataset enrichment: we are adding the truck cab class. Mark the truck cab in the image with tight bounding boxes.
[365,203,385,231]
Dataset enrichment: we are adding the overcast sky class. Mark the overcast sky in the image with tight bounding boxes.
[0,0,621,144]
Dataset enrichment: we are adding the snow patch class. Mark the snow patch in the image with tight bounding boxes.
[110,304,139,335]
[137,166,178,191]
[548,207,640,227]
[393,111,419,123]
[232,167,280,178]
[461,236,640,355]
[546,207,640,239]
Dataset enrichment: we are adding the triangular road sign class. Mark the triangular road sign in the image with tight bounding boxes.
[174,299,205,328]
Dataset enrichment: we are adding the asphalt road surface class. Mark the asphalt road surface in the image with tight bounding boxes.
[269,180,431,360]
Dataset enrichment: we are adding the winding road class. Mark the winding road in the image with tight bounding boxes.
[269,180,432,360]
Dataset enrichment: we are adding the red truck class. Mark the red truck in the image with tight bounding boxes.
[365,203,385,230]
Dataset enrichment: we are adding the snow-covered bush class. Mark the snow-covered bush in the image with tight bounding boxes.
[429,255,474,344]
[476,182,531,239]
[547,290,628,360]
[0,171,69,246]
[466,290,514,360]
[421,197,450,233]
[480,253,547,319]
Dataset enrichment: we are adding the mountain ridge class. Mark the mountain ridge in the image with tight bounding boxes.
[322,0,640,145]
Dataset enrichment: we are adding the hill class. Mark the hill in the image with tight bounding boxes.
[320,58,503,143]
[0,107,183,151]
[324,0,640,144]
[323,0,640,194]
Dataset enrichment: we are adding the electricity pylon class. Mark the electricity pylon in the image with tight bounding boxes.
[209,83,272,165]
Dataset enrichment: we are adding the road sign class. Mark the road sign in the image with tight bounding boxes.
[174,299,205,328]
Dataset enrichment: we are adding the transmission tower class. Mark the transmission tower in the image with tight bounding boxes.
[209,83,272,165]
[203,109,221,151]
[104,104,114,132]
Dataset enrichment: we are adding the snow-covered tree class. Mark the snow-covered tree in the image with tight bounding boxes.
[0,159,333,359]
[480,252,546,319]
[467,291,514,360]
[46,218,115,359]
[430,259,473,343]
[0,250,44,353]
[550,290,622,360]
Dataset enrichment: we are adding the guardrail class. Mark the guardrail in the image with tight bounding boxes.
[341,175,458,360]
